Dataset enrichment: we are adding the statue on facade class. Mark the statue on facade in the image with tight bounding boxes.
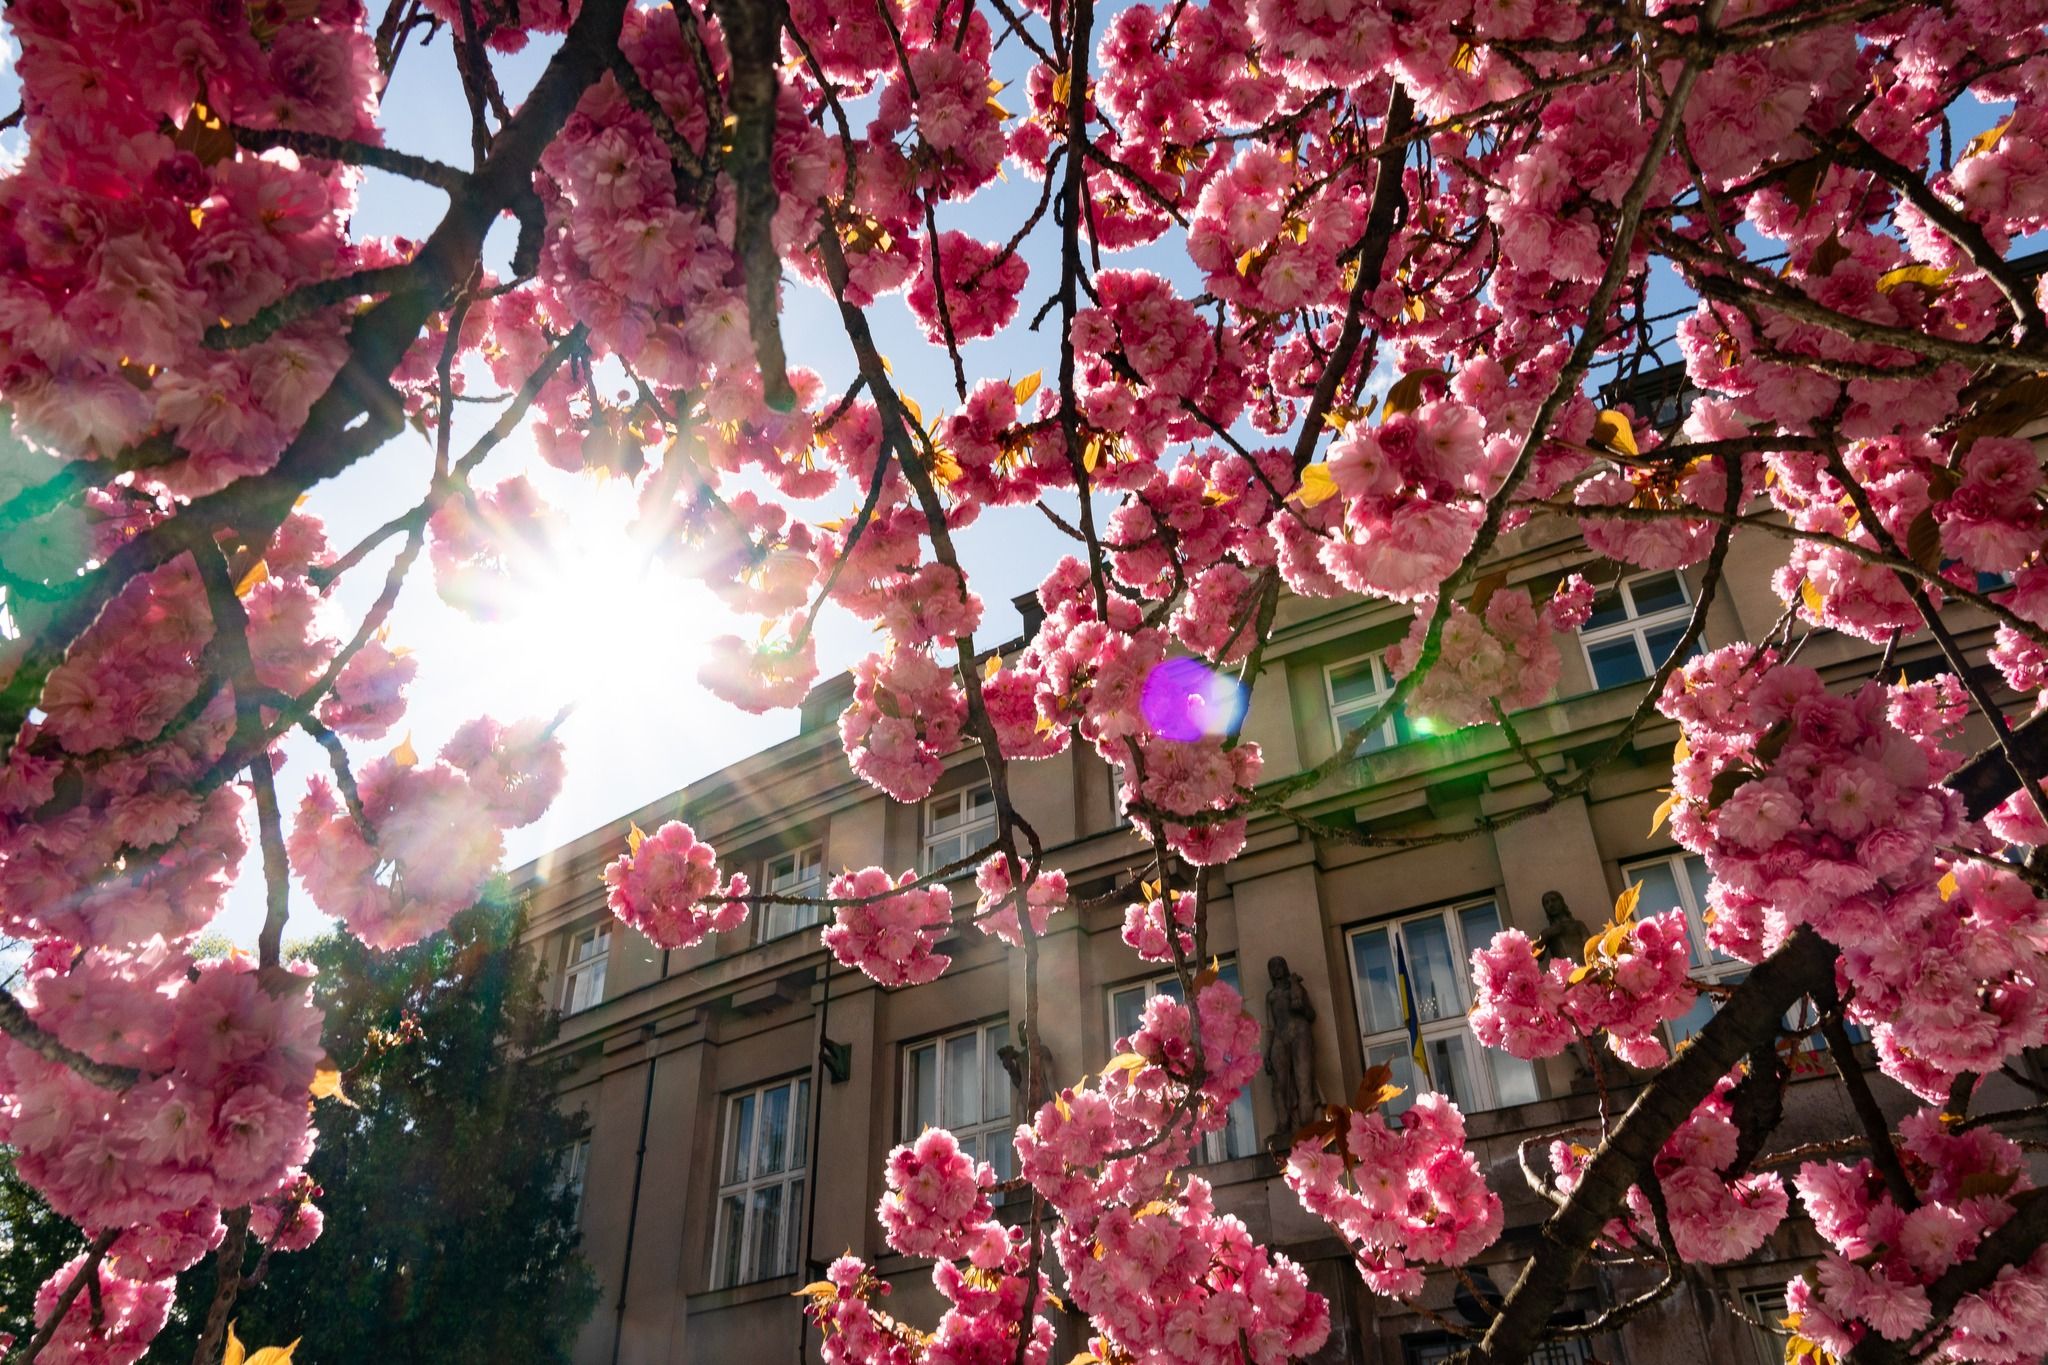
[998,1024,1056,1115]
[1538,890,1598,1083]
[1264,955,1320,1144]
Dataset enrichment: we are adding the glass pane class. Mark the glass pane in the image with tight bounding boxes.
[1157,977,1186,1004]
[1683,855,1735,963]
[761,902,794,941]
[983,1023,1010,1120]
[792,1079,810,1174]
[1111,986,1146,1041]
[1401,916,1460,1024]
[1219,962,1241,991]
[1354,716,1395,755]
[1352,929,1401,1036]
[1669,992,1716,1046]
[785,1180,804,1274]
[758,1083,790,1176]
[986,1130,1015,1182]
[1368,1040,1418,1118]
[1488,1049,1541,1108]
[749,1183,785,1283]
[1629,572,1688,616]
[944,1032,980,1127]
[1224,1089,1257,1159]
[1627,861,1694,965]
[927,833,963,870]
[725,1094,755,1185]
[1588,637,1647,689]
[966,785,995,820]
[910,1044,938,1130]
[1329,659,1384,707]
[1458,903,1503,965]
[1421,1032,1478,1110]
[930,794,961,834]
[1644,621,1693,670]
[716,1194,745,1288]
[1582,589,1630,632]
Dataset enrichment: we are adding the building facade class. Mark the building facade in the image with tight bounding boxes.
[514,502,2031,1365]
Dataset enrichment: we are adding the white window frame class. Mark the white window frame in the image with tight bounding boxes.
[560,923,609,1015]
[1108,964,1260,1163]
[1345,898,1540,1114]
[903,1018,1014,1182]
[1323,652,1412,755]
[711,1076,810,1289]
[758,842,824,943]
[923,781,997,874]
[558,1137,591,1224]
[1578,569,1698,690]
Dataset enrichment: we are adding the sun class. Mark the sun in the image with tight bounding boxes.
[425,472,733,721]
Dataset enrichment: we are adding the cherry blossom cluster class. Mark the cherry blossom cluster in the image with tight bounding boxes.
[1004,980,1326,1364]
[1549,1075,1788,1264]
[1656,649,2048,1097]
[1385,576,1597,732]
[823,867,956,987]
[293,719,566,951]
[1468,906,1697,1068]
[972,855,1067,947]
[1789,1109,2048,1362]
[876,1127,1004,1263]
[599,821,750,952]
[1284,1094,1502,1299]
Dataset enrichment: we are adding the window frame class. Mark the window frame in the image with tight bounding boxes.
[1323,651,1413,756]
[922,781,997,874]
[1344,897,1540,1115]
[902,1018,1015,1183]
[558,1137,591,1224]
[560,922,610,1016]
[1578,569,1699,690]
[710,1075,811,1290]
[1108,963,1261,1163]
[1738,1285,1791,1365]
[757,842,825,943]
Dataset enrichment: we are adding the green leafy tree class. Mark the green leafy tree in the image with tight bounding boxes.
[145,892,597,1365]
[0,1147,85,1346]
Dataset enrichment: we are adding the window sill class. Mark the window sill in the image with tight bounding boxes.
[687,1273,799,1311]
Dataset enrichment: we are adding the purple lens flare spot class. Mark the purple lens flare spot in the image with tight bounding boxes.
[1141,657,1249,742]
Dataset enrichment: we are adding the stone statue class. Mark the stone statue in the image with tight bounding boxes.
[1538,890,1598,1083]
[1538,889,1592,962]
[1263,955,1320,1144]
[998,1024,1056,1114]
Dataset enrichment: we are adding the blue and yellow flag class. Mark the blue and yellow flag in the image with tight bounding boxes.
[1395,936,1431,1084]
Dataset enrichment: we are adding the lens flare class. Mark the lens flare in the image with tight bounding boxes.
[1140,657,1249,742]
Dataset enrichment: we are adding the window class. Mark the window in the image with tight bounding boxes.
[924,782,996,873]
[1110,964,1260,1162]
[557,1138,591,1223]
[1324,653,1416,755]
[758,843,824,942]
[1624,852,1851,1049]
[561,924,609,1015]
[1739,1286,1791,1365]
[1579,570,1699,690]
[712,1077,810,1289]
[1405,1324,1598,1365]
[1348,900,1541,1115]
[905,1020,1014,1182]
